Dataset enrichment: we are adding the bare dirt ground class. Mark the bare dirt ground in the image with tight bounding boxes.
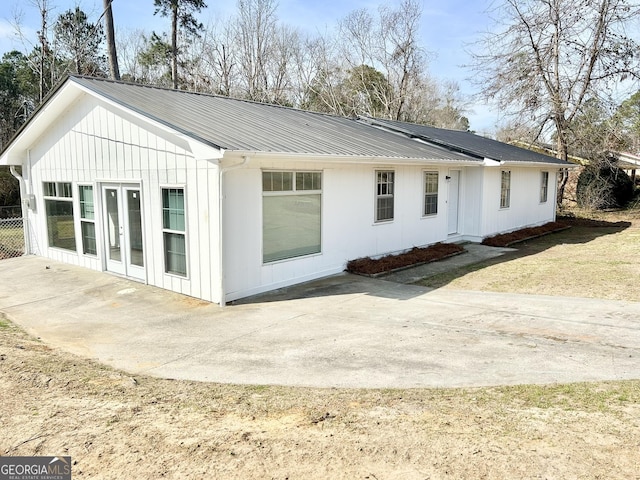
[2,207,640,479]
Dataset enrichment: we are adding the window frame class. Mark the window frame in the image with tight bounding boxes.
[78,184,97,256]
[375,170,395,223]
[262,170,322,264]
[161,186,188,278]
[43,181,77,252]
[540,171,549,203]
[423,171,439,217]
[500,170,511,209]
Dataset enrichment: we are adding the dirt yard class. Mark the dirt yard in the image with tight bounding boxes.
[1,208,640,479]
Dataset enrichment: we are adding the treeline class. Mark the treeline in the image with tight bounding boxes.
[0,0,470,152]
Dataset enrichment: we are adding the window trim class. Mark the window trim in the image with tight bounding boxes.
[43,181,77,252]
[423,171,439,217]
[78,184,97,256]
[540,171,549,203]
[500,170,511,209]
[262,170,323,264]
[161,186,188,278]
[375,170,395,223]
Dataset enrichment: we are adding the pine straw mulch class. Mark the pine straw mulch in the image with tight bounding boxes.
[346,243,465,276]
[481,221,570,247]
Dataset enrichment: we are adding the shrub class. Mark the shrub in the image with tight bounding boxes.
[576,163,634,209]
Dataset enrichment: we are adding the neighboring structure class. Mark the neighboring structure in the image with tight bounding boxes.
[0,76,570,304]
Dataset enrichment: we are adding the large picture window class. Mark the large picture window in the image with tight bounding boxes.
[44,181,76,251]
[423,171,438,216]
[162,188,187,276]
[375,170,394,222]
[500,170,511,209]
[540,171,549,203]
[262,171,321,263]
[79,185,96,255]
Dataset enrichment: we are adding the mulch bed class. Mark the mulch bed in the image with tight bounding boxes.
[346,243,465,276]
[481,221,570,247]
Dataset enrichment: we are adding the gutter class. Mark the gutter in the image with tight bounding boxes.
[218,155,250,307]
[9,164,30,255]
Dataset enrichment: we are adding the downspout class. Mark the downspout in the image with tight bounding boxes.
[218,155,250,307]
[9,164,30,255]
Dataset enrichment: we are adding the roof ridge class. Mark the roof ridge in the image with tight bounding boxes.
[70,75,361,123]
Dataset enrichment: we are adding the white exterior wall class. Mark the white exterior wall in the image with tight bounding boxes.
[23,94,222,303]
[479,166,558,238]
[223,159,456,301]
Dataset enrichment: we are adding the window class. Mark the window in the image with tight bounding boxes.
[375,170,394,222]
[44,182,76,251]
[500,170,511,209]
[79,185,96,255]
[262,171,321,263]
[162,188,187,276]
[540,171,549,203]
[423,171,438,216]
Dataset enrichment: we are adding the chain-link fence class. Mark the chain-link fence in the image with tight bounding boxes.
[0,217,24,260]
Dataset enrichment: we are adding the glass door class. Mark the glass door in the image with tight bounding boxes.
[102,184,146,281]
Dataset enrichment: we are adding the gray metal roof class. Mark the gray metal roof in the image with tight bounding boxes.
[70,76,477,162]
[362,118,570,165]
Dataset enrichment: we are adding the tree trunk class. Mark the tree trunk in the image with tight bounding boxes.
[171,1,178,89]
[555,126,570,207]
[103,0,120,80]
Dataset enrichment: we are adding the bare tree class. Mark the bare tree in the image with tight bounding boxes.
[470,0,640,202]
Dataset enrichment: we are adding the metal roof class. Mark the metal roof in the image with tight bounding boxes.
[69,76,477,162]
[362,118,571,166]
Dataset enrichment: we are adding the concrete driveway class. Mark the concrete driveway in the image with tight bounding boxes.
[1,256,639,388]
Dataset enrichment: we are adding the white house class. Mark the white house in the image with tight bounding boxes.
[0,76,571,305]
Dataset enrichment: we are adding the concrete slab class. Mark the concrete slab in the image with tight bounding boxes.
[1,256,639,388]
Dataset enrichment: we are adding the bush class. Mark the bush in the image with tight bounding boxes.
[576,164,634,209]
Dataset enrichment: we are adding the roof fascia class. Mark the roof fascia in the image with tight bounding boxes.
[223,150,482,166]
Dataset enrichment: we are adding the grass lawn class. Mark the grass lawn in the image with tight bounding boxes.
[416,208,640,302]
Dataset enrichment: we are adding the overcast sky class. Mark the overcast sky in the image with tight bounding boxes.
[0,0,499,133]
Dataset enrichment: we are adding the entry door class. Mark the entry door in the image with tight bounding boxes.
[447,170,460,235]
[102,184,145,281]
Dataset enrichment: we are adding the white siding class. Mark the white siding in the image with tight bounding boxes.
[25,94,222,303]
[223,159,454,301]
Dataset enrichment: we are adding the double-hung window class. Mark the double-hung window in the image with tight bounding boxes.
[540,171,549,203]
[500,170,511,209]
[43,181,76,251]
[375,170,394,222]
[262,171,322,263]
[423,171,438,216]
[78,185,96,255]
[162,188,187,276]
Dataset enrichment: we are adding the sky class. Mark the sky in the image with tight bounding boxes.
[0,0,499,133]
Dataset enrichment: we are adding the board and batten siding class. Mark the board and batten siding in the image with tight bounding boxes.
[222,159,453,301]
[25,93,222,303]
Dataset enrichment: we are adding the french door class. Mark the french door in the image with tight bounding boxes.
[102,183,146,281]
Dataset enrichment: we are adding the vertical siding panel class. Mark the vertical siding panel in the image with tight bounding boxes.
[186,157,200,299]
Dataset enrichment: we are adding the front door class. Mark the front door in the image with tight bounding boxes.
[447,170,460,235]
[102,184,145,281]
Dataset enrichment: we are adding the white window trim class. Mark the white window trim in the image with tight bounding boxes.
[500,170,511,209]
[78,183,97,257]
[43,181,77,252]
[540,171,549,204]
[261,170,323,264]
[375,170,395,223]
[423,170,439,217]
[161,185,189,278]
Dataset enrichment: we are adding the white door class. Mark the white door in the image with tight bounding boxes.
[102,184,146,281]
[447,170,460,235]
